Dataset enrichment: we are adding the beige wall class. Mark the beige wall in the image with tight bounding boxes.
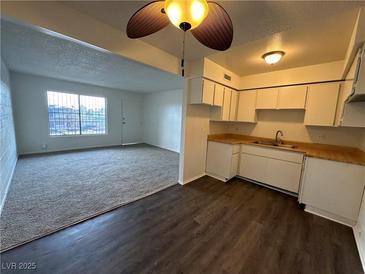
[240,61,343,90]
[210,110,365,149]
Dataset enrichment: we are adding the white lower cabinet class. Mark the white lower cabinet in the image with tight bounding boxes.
[206,141,240,181]
[238,145,304,193]
[300,157,365,226]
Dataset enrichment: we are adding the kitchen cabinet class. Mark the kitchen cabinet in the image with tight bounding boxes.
[213,83,224,106]
[236,90,257,123]
[239,144,304,193]
[300,157,365,226]
[335,54,365,128]
[222,88,232,121]
[210,87,233,121]
[304,83,340,126]
[229,90,238,121]
[206,141,240,181]
[277,85,307,109]
[256,88,279,109]
[189,78,215,105]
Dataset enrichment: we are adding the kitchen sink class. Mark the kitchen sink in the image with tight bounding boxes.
[252,140,297,149]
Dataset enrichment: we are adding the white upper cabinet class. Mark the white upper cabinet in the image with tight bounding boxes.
[236,90,257,123]
[222,88,232,121]
[229,90,239,121]
[277,85,307,109]
[213,83,224,107]
[256,88,279,109]
[201,79,215,105]
[189,78,214,105]
[304,83,340,126]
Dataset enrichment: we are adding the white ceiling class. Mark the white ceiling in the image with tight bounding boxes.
[0,19,182,93]
[62,1,365,76]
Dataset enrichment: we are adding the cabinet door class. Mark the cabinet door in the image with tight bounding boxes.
[202,79,215,105]
[222,88,232,121]
[239,153,268,182]
[213,83,224,106]
[304,83,340,126]
[256,88,278,109]
[277,85,307,109]
[206,141,234,181]
[265,158,302,193]
[237,90,257,122]
[230,153,240,179]
[301,157,365,223]
[239,153,302,193]
[229,90,238,121]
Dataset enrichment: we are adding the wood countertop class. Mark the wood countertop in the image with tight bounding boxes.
[208,134,365,166]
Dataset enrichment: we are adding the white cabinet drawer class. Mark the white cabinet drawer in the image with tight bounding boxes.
[240,144,304,164]
[239,153,302,193]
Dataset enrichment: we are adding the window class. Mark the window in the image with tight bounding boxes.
[47,91,106,136]
[80,95,106,135]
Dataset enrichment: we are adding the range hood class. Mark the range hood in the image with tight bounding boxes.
[347,46,365,102]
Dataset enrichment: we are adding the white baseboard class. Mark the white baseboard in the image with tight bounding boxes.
[20,143,129,156]
[304,205,355,227]
[143,142,180,153]
[179,173,205,185]
[0,156,17,215]
[122,142,142,146]
[205,172,227,182]
[353,225,365,273]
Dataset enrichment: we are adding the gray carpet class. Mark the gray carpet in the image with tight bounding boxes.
[0,144,179,252]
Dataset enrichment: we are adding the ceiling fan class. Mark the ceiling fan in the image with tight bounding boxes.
[126,0,233,76]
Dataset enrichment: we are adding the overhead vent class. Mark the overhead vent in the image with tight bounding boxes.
[224,74,231,81]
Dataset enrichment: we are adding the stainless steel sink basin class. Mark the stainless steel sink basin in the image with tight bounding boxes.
[253,140,297,149]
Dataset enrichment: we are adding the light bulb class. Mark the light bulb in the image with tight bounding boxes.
[165,0,209,31]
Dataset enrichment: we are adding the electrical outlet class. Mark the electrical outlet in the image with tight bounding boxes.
[42,144,48,150]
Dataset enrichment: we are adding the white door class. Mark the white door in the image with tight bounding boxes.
[121,98,143,145]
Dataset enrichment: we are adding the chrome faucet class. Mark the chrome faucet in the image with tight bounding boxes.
[275,130,284,144]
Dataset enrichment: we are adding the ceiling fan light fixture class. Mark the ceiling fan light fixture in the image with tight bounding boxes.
[165,0,209,31]
[262,51,285,65]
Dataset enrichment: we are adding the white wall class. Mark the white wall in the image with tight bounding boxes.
[1,1,180,75]
[11,72,143,154]
[142,89,182,153]
[179,100,211,184]
[0,58,17,212]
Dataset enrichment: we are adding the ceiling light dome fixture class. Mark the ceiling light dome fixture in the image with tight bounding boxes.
[164,0,209,31]
[262,51,285,65]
